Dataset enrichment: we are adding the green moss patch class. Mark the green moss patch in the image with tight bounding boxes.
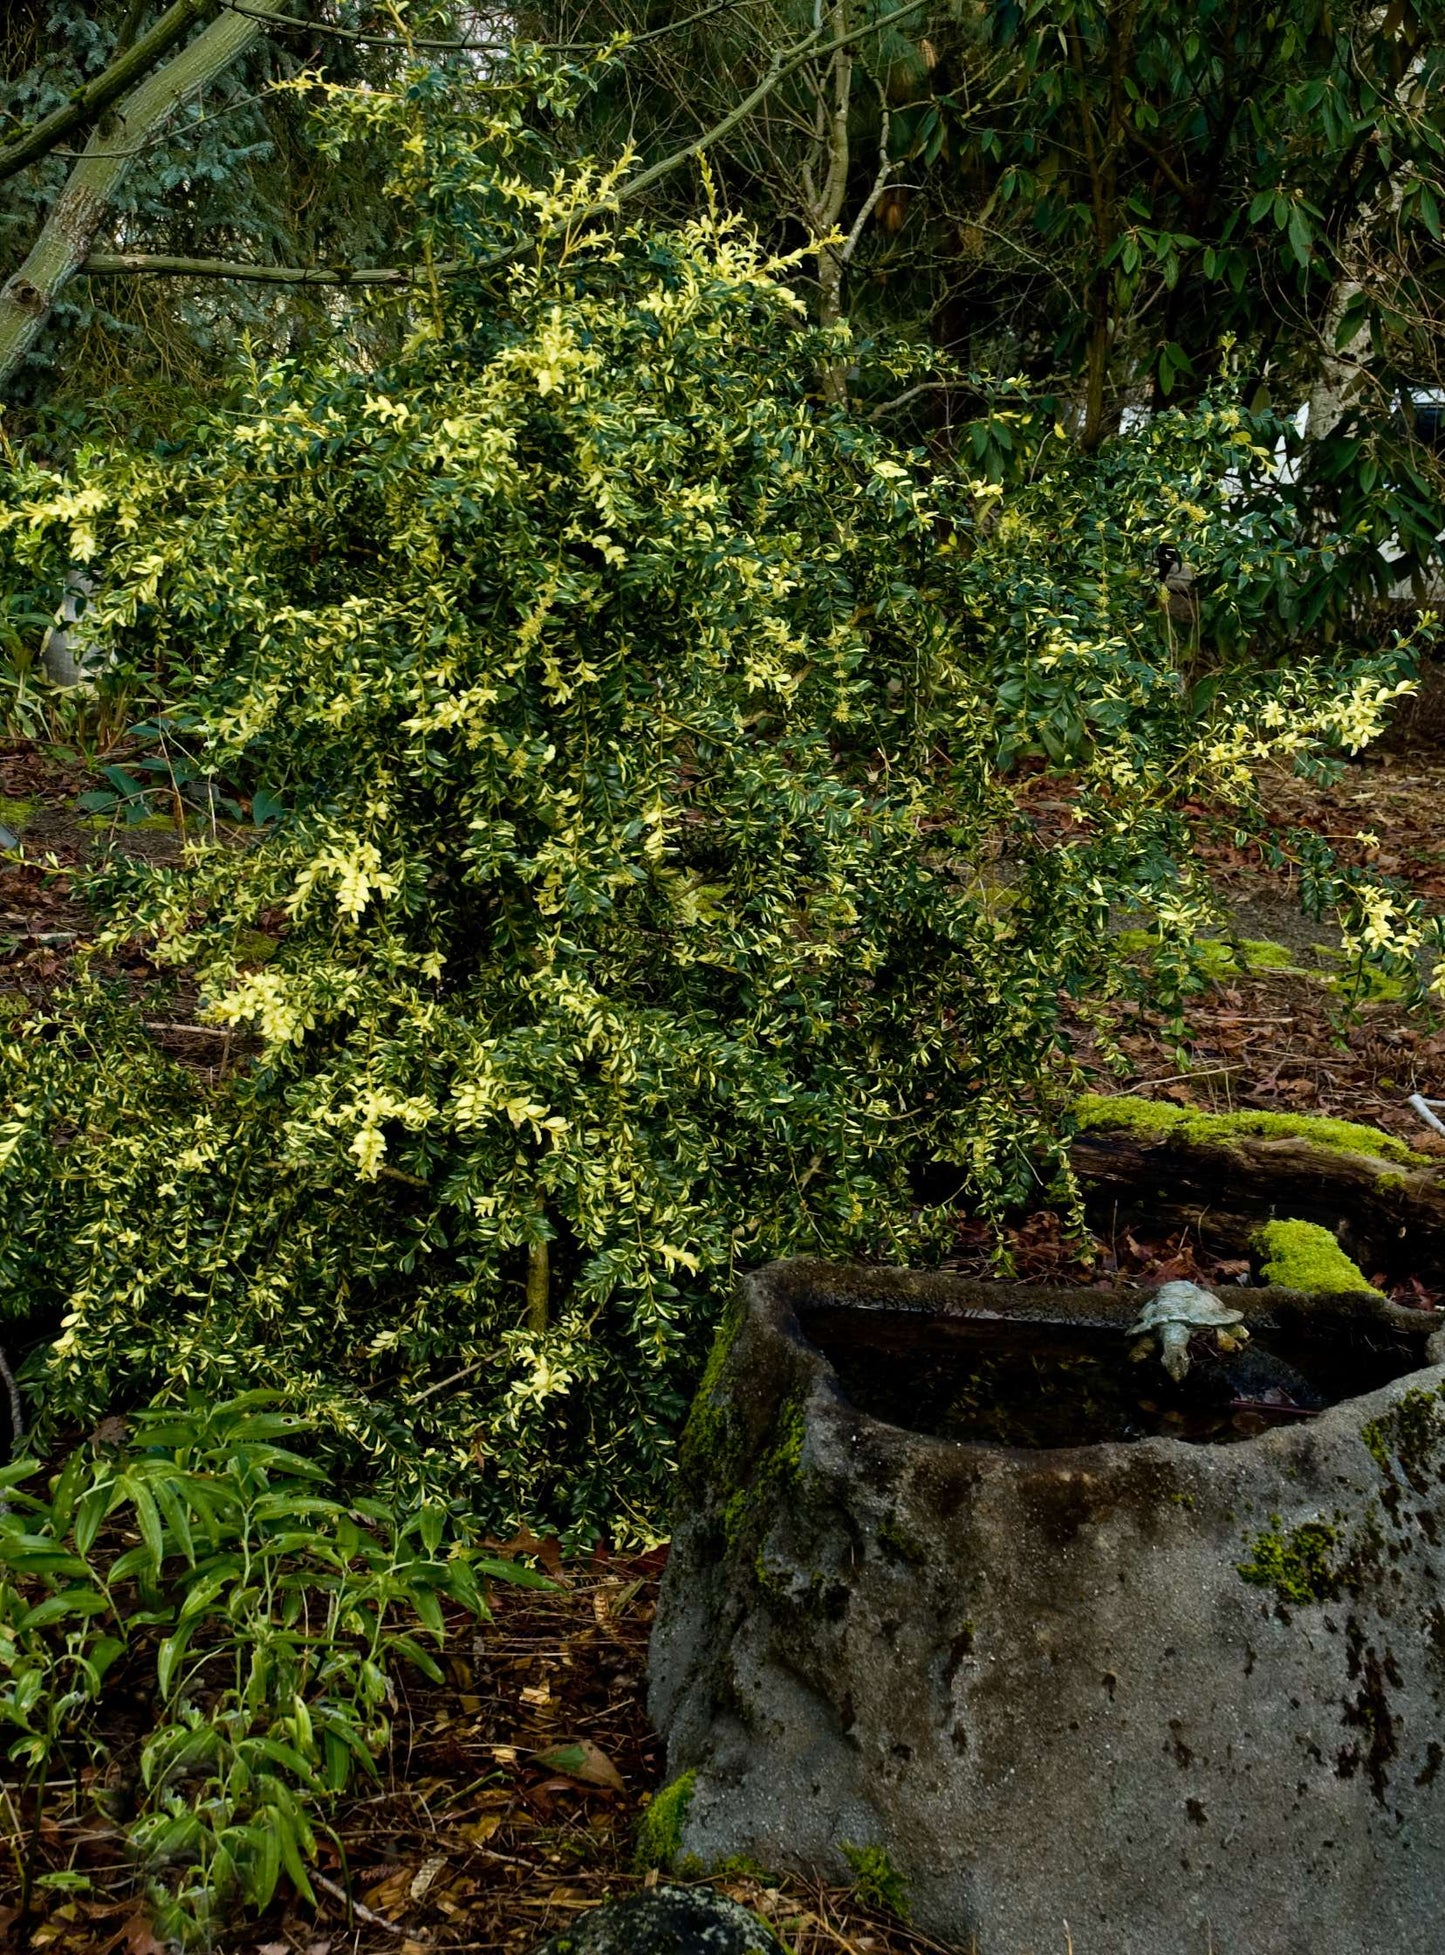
[234,928,278,966]
[1114,929,1305,980]
[1115,928,1413,1001]
[725,1393,806,1563]
[1238,1517,1344,1607]
[635,1769,698,1871]
[1311,943,1413,1003]
[1193,936,1302,979]
[677,1295,746,1492]
[1074,1093,1420,1165]
[0,797,36,834]
[80,811,176,833]
[841,1843,911,1922]
[1362,1387,1445,1484]
[1254,1219,1383,1298]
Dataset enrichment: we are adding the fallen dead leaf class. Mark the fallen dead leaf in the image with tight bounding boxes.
[530,1739,625,1791]
[408,1856,448,1902]
[362,1868,412,1915]
[118,1919,166,1955]
[494,1525,569,1584]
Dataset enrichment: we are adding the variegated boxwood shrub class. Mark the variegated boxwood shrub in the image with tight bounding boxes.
[0,220,1421,1538]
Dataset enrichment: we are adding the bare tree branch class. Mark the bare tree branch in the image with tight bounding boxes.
[83,250,414,283]
[218,0,508,53]
[77,1,930,299]
[219,0,757,57]
[599,1,924,214]
[841,94,891,265]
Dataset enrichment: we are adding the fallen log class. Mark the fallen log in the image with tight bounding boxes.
[1069,1094,1445,1279]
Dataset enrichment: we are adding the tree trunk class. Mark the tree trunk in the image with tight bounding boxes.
[526,1236,550,1334]
[0,7,263,393]
[800,1,853,403]
[1080,298,1111,450]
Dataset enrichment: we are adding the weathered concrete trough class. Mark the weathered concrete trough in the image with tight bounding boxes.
[649,1259,1445,1955]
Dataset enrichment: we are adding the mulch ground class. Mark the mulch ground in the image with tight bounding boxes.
[6,731,1445,1951]
[1025,745,1445,1157]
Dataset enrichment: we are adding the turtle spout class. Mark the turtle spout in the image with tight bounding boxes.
[1127,1280,1248,1387]
[1159,1320,1193,1382]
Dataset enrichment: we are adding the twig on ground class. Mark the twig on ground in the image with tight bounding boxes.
[312,1869,428,1941]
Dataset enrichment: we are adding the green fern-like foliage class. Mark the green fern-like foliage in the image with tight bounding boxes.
[0,1393,540,1942]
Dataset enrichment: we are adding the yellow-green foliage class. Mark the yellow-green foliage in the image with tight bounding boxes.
[3,217,1126,1538]
[1254,1219,1383,1297]
[1074,1093,1419,1164]
[635,1771,698,1871]
[0,67,1421,1540]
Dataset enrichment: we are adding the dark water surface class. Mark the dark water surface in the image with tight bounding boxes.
[803,1304,1427,1448]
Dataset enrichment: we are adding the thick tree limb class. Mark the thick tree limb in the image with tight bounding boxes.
[84,250,415,284]
[0,0,218,186]
[1070,1121,1445,1275]
[0,7,264,392]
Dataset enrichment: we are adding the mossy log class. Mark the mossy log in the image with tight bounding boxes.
[1070,1094,1445,1278]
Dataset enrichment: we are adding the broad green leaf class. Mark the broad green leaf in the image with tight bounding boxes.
[249,1815,282,1910]
[156,1620,197,1700]
[18,1588,109,1631]
[121,1477,165,1574]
